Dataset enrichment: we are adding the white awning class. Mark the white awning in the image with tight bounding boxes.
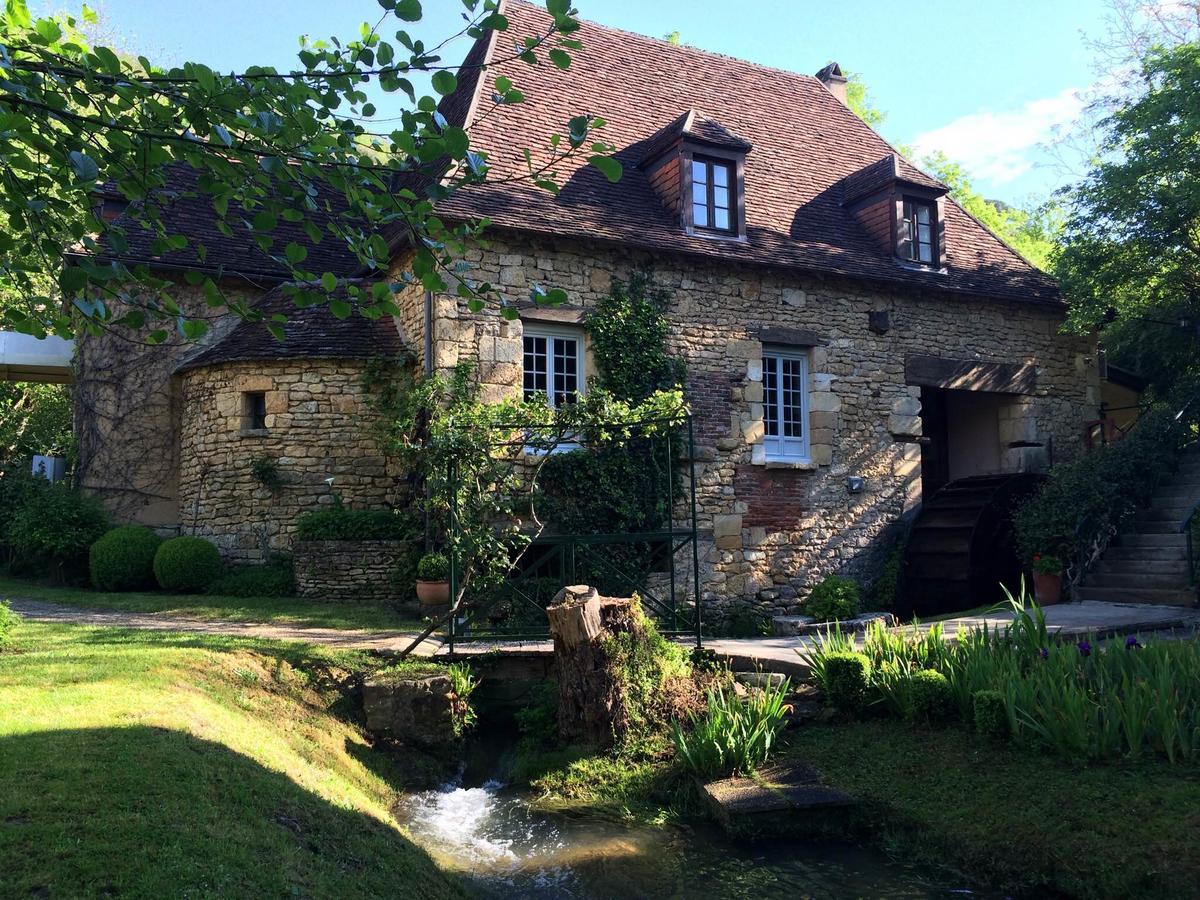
[0,331,75,384]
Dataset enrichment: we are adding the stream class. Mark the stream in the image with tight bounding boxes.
[393,733,983,899]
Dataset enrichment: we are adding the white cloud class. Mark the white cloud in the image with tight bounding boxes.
[911,88,1084,185]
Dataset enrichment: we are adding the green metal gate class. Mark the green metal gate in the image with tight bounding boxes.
[445,414,702,651]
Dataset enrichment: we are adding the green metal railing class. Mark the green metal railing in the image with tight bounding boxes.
[444,413,703,652]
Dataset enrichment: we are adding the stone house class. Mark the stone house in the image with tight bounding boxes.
[76,1,1098,616]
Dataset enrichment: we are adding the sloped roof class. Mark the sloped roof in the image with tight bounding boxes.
[842,154,948,205]
[638,108,753,167]
[435,0,1058,304]
[177,280,404,371]
[96,163,361,280]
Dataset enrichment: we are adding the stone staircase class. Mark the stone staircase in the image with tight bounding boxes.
[1076,446,1200,607]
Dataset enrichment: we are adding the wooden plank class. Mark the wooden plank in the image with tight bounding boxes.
[905,354,1037,394]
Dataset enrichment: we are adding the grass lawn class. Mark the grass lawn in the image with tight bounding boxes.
[786,719,1200,899]
[0,617,463,898]
[0,574,424,631]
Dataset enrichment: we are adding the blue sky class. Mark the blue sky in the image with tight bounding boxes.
[66,0,1111,205]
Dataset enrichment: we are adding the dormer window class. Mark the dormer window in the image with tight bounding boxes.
[842,154,948,269]
[691,156,735,233]
[900,198,935,264]
[637,109,751,240]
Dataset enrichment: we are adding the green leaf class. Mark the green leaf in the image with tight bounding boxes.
[180,318,209,340]
[321,271,338,292]
[588,155,623,183]
[68,151,99,182]
[252,211,277,232]
[431,70,457,96]
[59,266,87,295]
[394,0,421,21]
[329,299,352,319]
[285,242,308,265]
[548,49,571,69]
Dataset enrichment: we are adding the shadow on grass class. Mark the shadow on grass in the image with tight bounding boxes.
[0,725,465,899]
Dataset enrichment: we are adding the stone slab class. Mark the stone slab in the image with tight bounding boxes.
[703,762,856,834]
[772,611,896,637]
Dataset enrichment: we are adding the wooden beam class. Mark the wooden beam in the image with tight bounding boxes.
[905,354,1036,395]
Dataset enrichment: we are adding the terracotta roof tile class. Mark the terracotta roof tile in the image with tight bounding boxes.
[100,163,361,280]
[842,154,947,205]
[178,280,405,371]
[437,0,1059,304]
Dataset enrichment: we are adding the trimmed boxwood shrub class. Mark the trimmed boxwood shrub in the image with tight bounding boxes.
[153,536,222,593]
[973,689,1009,738]
[824,651,871,713]
[295,506,416,541]
[89,525,162,591]
[908,669,952,722]
[207,559,295,598]
[803,575,860,622]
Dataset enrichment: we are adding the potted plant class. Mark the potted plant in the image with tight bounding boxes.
[1031,554,1063,606]
[415,552,451,606]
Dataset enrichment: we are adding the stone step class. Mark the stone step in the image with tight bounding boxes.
[1130,521,1186,534]
[1136,506,1191,522]
[1151,492,1200,507]
[1093,558,1190,575]
[1105,544,1188,562]
[1117,532,1188,547]
[1074,585,1197,607]
[1083,571,1192,590]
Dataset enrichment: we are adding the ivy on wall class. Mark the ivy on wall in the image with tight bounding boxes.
[538,271,687,588]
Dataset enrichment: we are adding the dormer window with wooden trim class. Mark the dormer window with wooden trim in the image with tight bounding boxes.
[841,153,949,269]
[900,198,936,264]
[637,109,751,241]
[691,156,735,233]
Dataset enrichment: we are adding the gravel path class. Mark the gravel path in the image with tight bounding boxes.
[5,598,443,656]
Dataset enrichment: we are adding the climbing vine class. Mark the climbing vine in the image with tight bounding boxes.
[539,271,687,590]
[364,355,685,648]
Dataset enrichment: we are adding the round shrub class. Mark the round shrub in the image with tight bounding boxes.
[824,651,871,713]
[417,552,450,582]
[908,669,952,722]
[153,536,222,593]
[973,689,1009,738]
[803,575,860,622]
[89,525,163,591]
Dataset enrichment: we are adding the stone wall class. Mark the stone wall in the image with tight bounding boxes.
[294,539,416,602]
[420,231,1099,621]
[74,278,257,526]
[177,359,407,562]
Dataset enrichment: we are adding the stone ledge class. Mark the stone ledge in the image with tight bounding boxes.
[772,611,896,637]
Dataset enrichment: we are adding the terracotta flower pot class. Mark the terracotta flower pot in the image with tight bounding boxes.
[1032,572,1062,606]
[416,580,450,605]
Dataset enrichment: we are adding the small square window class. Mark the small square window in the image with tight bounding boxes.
[242,391,267,431]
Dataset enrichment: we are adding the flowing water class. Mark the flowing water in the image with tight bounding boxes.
[393,737,984,899]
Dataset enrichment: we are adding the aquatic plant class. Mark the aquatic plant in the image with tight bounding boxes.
[799,582,1200,763]
[671,678,791,779]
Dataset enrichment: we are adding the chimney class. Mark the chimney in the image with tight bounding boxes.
[816,62,848,105]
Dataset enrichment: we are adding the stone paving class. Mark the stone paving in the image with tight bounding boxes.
[8,598,1198,679]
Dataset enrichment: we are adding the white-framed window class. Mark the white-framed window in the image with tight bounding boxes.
[523,323,585,407]
[762,348,810,462]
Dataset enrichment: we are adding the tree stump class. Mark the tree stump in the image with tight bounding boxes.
[546,585,636,748]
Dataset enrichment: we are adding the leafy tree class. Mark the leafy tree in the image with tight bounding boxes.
[921,151,1061,271]
[844,70,885,129]
[1056,43,1200,388]
[0,0,621,343]
[0,382,73,460]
